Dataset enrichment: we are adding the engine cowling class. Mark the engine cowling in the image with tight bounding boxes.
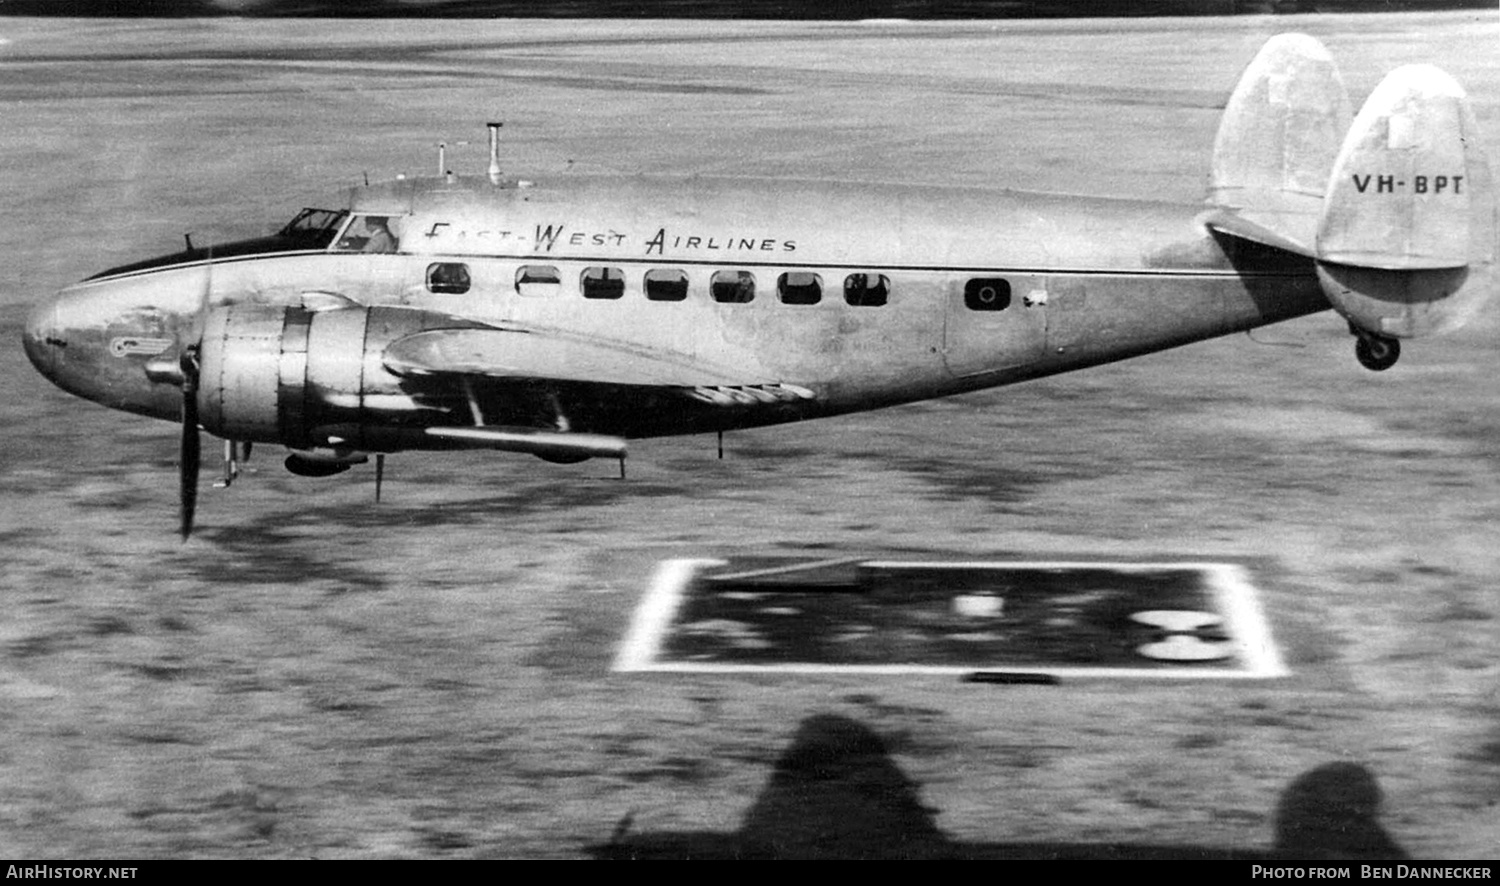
[194,303,479,450]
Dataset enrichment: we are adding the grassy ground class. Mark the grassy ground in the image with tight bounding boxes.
[0,13,1496,859]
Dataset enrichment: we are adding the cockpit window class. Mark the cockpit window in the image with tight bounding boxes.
[85,206,350,280]
[334,215,403,254]
[280,208,348,245]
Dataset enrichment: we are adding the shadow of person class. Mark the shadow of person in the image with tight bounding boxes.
[1271,762,1408,860]
[590,715,1410,860]
[734,713,948,859]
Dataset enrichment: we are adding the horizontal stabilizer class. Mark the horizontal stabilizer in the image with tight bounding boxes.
[1201,207,1317,259]
[1208,33,1351,250]
[1317,64,1495,270]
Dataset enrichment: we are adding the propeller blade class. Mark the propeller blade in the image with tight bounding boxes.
[177,245,213,539]
[179,347,201,540]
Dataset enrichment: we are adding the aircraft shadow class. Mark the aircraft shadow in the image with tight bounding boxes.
[589,714,1408,860]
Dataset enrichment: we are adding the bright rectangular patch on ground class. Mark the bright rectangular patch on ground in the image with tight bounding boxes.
[615,558,1286,678]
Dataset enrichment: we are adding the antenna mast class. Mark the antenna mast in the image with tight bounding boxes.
[487,122,504,185]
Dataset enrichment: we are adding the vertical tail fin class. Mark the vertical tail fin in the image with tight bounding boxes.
[1315,64,1495,338]
[1208,33,1352,252]
[1318,65,1494,271]
[1208,36,1495,350]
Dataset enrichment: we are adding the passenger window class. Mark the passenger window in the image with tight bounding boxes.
[426,262,471,295]
[711,270,755,304]
[645,269,689,302]
[844,273,890,307]
[516,265,561,297]
[778,272,822,305]
[964,278,1011,311]
[581,266,625,300]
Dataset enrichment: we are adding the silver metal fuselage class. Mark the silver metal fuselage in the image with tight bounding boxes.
[23,173,1330,446]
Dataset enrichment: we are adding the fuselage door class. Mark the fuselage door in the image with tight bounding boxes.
[942,275,1048,377]
[1042,276,1089,356]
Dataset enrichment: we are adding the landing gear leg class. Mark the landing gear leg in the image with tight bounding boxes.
[1354,331,1400,372]
[215,439,242,488]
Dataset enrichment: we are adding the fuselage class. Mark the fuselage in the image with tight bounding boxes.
[23,172,1330,445]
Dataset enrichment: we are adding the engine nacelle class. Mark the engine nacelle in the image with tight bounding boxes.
[195,303,480,449]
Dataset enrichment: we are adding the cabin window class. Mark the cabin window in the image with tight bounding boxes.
[516,265,562,297]
[964,278,1012,311]
[335,215,401,254]
[843,273,890,307]
[581,266,625,300]
[644,269,689,302]
[711,270,755,304]
[778,272,822,305]
[426,263,471,295]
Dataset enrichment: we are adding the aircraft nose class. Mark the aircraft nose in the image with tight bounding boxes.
[22,296,61,382]
[23,278,189,420]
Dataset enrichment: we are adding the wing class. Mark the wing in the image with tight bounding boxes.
[382,327,816,407]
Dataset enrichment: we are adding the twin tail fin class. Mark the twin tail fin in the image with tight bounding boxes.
[1207,34,1495,341]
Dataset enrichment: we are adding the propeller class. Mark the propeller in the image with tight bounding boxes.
[179,344,201,539]
[176,252,212,539]
[141,249,218,539]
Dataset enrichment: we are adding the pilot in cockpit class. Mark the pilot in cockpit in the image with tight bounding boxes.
[338,215,400,253]
[361,216,398,253]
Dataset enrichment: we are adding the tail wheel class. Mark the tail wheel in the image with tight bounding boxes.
[1355,334,1400,372]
